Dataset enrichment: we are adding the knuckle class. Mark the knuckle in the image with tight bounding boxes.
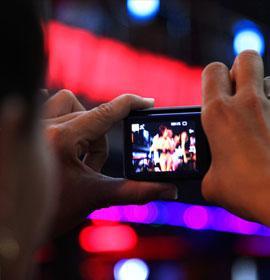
[56,89,79,106]
[121,93,134,99]
[96,102,114,119]
[46,125,61,142]
[46,125,68,151]
[64,90,78,104]
[121,94,137,105]
[202,98,228,121]
[57,89,75,99]
[52,90,76,106]
[239,91,263,110]
[209,97,226,110]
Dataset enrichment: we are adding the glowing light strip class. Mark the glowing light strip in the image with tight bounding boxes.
[46,21,202,106]
[89,202,270,236]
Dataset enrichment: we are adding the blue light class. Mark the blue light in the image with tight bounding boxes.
[127,0,160,22]
[114,259,150,280]
[233,20,265,55]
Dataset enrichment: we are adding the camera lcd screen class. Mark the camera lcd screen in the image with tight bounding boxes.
[129,119,197,175]
[124,108,210,183]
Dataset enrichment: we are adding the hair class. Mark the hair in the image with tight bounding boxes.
[158,125,167,136]
[0,0,45,110]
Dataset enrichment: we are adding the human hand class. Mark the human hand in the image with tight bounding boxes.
[44,90,177,234]
[201,50,270,225]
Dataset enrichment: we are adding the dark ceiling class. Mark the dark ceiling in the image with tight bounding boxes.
[50,0,270,71]
[217,0,270,25]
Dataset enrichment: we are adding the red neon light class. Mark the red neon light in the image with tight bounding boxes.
[47,21,202,106]
[79,225,138,253]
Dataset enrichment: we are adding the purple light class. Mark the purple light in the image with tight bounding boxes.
[145,202,159,223]
[121,203,159,224]
[208,209,260,235]
[89,206,121,222]
[183,206,209,230]
[123,205,150,223]
[229,215,260,235]
[206,208,231,232]
[89,202,270,236]
[163,202,187,226]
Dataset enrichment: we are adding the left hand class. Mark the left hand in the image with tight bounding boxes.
[43,90,177,235]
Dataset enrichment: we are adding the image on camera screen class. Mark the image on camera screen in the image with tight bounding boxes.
[130,120,197,174]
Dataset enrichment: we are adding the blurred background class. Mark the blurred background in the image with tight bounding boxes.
[38,0,270,279]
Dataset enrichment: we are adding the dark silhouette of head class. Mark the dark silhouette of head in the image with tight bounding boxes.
[1,0,45,109]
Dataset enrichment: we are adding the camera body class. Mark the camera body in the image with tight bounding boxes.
[123,106,211,203]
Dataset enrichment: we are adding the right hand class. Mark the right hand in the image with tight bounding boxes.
[201,50,270,226]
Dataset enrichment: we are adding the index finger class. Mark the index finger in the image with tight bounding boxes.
[231,50,264,97]
[68,94,154,141]
[202,62,232,107]
[43,89,85,118]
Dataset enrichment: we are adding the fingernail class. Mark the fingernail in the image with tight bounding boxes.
[159,187,178,200]
[143,98,155,107]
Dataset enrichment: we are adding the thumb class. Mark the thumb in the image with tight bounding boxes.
[94,176,178,207]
